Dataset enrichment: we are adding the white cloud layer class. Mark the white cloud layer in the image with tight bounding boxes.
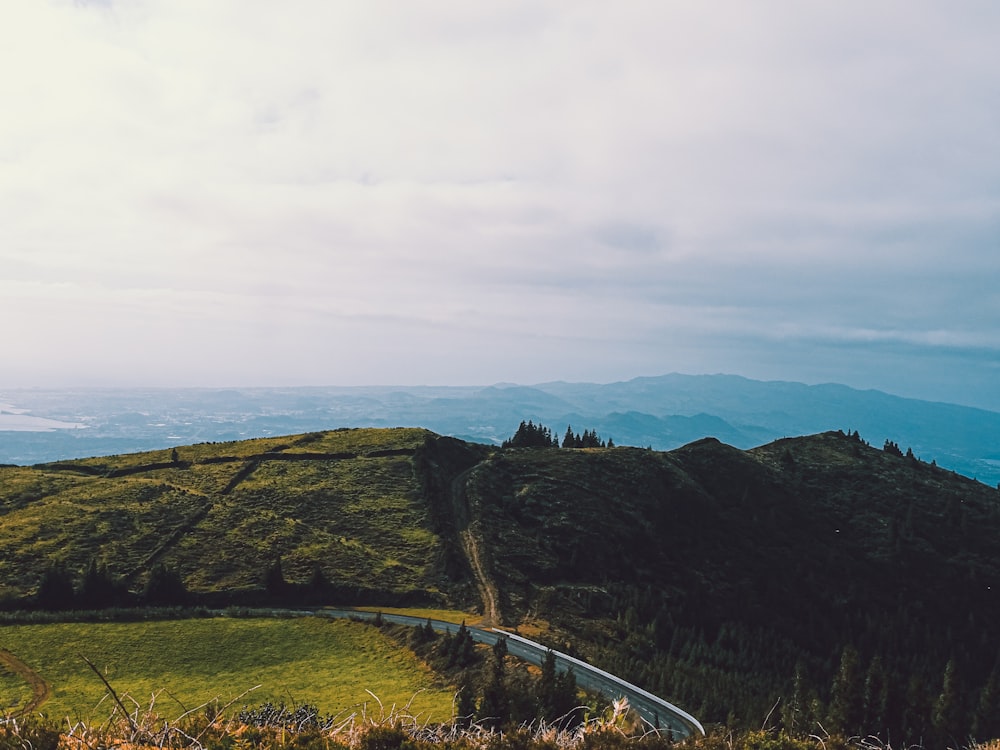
[2,1,999,408]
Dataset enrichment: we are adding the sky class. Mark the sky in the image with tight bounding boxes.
[2,1,999,410]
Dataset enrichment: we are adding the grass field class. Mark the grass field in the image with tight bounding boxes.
[0,616,455,723]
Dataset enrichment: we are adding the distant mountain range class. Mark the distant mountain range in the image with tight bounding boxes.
[2,373,999,486]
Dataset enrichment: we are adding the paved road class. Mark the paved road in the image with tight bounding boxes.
[299,609,704,739]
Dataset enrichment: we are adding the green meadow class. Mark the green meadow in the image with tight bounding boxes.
[0,616,454,722]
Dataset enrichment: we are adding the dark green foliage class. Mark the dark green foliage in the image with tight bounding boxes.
[561,426,606,449]
[503,421,558,448]
[861,655,888,737]
[142,563,187,605]
[79,558,126,608]
[445,623,478,670]
[827,646,862,736]
[931,659,963,747]
[308,564,329,592]
[409,619,437,647]
[972,661,1000,741]
[882,439,903,457]
[454,672,478,727]
[478,636,510,728]
[536,651,579,726]
[36,563,75,610]
[264,558,288,598]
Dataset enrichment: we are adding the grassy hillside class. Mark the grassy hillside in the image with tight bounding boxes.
[0,616,453,721]
[2,427,1000,744]
[0,428,484,604]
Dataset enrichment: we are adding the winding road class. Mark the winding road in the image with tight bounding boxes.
[308,609,704,739]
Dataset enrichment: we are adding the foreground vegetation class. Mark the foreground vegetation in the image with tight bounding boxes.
[3,699,999,750]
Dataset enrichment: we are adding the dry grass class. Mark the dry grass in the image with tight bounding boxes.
[9,695,988,750]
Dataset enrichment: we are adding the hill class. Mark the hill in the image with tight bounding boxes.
[1,427,999,745]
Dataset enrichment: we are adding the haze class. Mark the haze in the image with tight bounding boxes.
[2,2,998,410]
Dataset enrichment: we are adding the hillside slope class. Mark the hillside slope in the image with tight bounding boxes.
[0,428,486,604]
[2,428,999,742]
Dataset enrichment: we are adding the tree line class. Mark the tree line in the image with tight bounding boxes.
[502,421,614,449]
[404,620,583,729]
[33,560,188,610]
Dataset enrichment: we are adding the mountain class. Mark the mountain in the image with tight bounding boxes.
[2,427,999,744]
[3,375,999,487]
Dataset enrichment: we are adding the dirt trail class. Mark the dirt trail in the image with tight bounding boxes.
[0,648,50,717]
[450,468,503,627]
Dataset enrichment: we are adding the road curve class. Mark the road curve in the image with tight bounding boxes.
[299,609,704,739]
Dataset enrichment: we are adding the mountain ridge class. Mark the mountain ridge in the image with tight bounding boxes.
[2,374,999,486]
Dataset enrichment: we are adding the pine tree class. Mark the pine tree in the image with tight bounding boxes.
[563,426,575,448]
[36,563,75,610]
[80,558,118,609]
[828,646,863,736]
[781,661,807,734]
[478,636,509,728]
[973,662,1000,741]
[143,564,187,605]
[537,649,558,719]
[264,558,287,598]
[552,666,579,726]
[862,655,889,736]
[448,622,477,669]
[455,672,477,728]
[309,564,328,591]
[931,659,962,747]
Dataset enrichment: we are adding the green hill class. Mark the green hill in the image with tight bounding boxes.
[2,427,999,744]
[0,428,486,604]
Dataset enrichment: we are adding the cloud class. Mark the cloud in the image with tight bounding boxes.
[1,1,998,406]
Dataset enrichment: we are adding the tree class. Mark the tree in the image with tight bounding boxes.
[264,558,288,598]
[410,618,437,646]
[143,564,187,605]
[309,564,328,591]
[781,661,808,734]
[503,421,557,448]
[454,672,477,728]
[551,666,579,726]
[478,636,510,728]
[883,440,903,457]
[828,646,863,736]
[973,662,1000,741]
[862,655,889,737]
[931,659,962,747]
[537,649,558,719]
[445,622,477,669]
[563,426,576,449]
[36,563,75,610]
[79,558,120,609]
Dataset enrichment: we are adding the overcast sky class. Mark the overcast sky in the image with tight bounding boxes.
[2,2,999,409]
